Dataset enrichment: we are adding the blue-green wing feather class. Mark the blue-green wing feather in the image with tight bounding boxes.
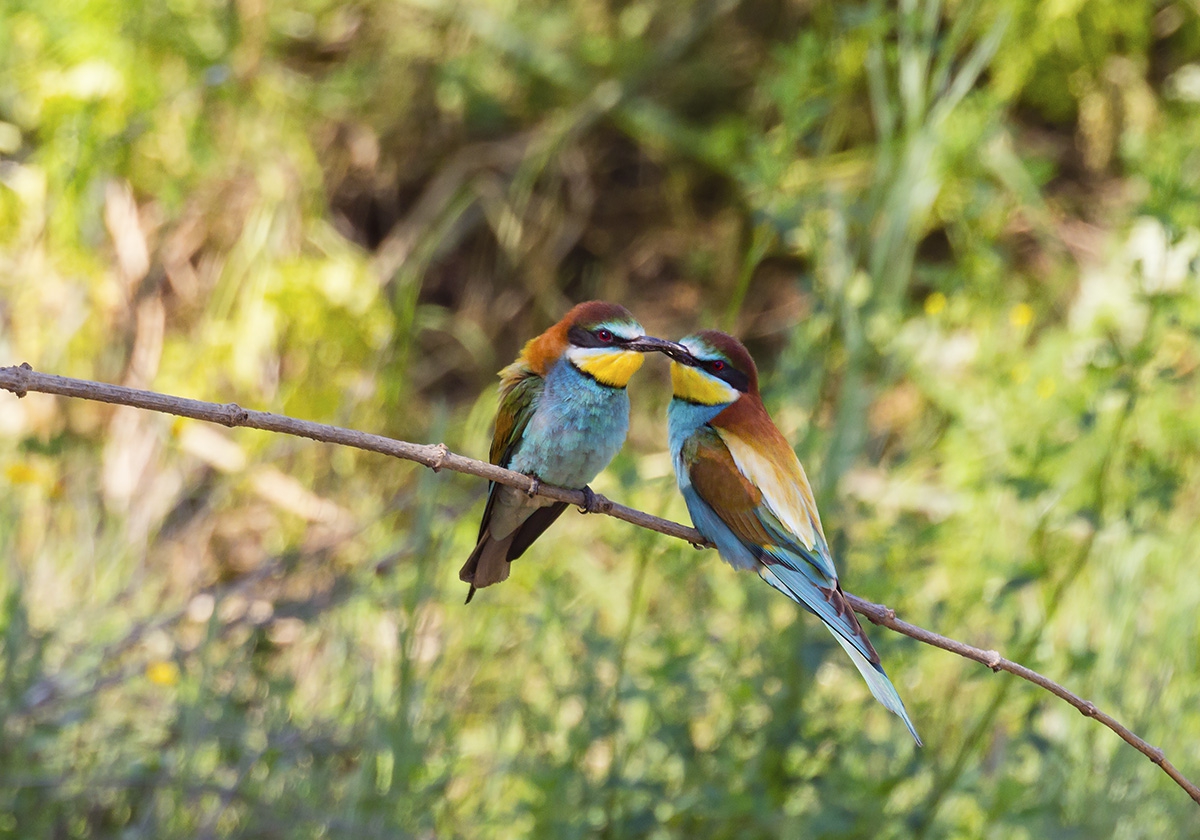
[481,369,570,562]
[475,370,543,542]
[683,429,921,745]
[685,433,860,643]
[492,370,542,468]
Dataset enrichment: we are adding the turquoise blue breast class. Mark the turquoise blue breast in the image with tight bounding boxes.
[667,398,760,571]
[667,398,725,463]
[508,358,631,487]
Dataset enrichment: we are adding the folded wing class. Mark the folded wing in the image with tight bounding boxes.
[685,429,921,745]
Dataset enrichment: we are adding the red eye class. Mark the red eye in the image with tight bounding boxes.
[596,329,614,343]
[711,360,725,372]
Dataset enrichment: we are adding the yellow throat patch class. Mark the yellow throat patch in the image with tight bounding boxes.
[671,362,738,406]
[571,348,646,388]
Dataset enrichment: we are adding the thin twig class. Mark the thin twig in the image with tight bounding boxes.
[2,363,1197,806]
[846,597,1199,801]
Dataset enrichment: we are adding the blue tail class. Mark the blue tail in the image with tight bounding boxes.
[759,565,922,746]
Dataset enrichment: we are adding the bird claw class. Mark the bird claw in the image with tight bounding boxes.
[525,477,541,498]
[577,485,602,514]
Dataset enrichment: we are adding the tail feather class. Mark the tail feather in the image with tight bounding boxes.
[759,564,921,745]
[459,529,516,601]
[826,628,922,746]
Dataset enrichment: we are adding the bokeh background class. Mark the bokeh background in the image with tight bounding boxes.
[3,0,1200,836]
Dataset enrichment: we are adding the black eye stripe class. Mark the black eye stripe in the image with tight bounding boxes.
[568,325,600,347]
[568,324,630,348]
[697,357,749,392]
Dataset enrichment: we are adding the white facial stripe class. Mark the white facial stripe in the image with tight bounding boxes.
[568,346,620,363]
[603,323,643,341]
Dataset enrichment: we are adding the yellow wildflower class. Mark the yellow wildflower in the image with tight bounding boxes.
[146,660,180,687]
[4,463,38,484]
[1010,303,1034,328]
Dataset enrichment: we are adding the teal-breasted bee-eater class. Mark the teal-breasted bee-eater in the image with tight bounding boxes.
[460,301,683,602]
[665,330,921,745]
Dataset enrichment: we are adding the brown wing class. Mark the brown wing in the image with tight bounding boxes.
[684,431,777,551]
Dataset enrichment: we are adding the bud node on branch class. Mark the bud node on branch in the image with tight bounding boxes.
[13,361,32,397]
[221,403,249,426]
[429,443,450,473]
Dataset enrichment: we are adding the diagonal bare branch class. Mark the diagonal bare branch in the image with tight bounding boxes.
[2,362,1197,806]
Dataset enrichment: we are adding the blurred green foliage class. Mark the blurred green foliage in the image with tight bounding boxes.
[3,0,1200,836]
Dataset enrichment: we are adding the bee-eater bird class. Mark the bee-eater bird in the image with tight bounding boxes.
[665,330,921,745]
[460,301,682,603]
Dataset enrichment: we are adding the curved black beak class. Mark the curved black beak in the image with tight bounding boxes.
[625,336,693,361]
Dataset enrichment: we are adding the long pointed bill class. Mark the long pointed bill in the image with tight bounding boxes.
[624,336,694,362]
